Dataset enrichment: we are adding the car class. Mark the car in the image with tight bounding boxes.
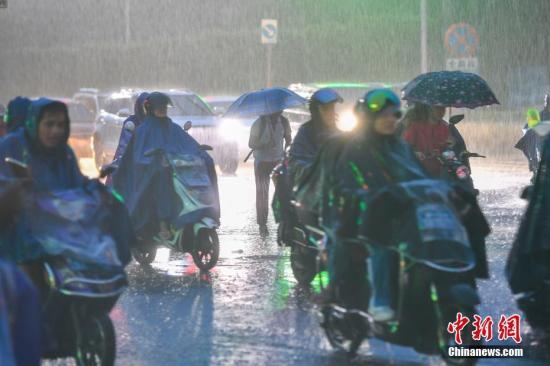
[92,89,241,175]
[288,82,407,131]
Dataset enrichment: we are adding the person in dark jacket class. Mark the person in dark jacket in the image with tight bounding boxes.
[507,130,550,332]
[515,108,544,182]
[0,98,85,190]
[296,89,426,319]
[289,88,343,183]
[2,97,31,138]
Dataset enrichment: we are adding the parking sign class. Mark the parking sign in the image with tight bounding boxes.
[261,19,278,45]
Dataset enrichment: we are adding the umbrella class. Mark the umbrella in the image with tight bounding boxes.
[402,71,499,109]
[224,87,307,118]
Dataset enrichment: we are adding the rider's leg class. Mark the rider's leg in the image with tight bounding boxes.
[367,245,395,321]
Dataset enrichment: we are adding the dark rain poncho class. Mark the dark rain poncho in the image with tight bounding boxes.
[506,136,550,294]
[289,118,339,183]
[296,131,489,278]
[112,115,220,235]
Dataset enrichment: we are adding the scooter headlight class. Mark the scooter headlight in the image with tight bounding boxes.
[336,111,358,132]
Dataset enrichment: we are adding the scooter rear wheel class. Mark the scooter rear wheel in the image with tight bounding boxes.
[321,306,366,357]
[75,314,116,366]
[290,245,317,286]
[192,229,219,271]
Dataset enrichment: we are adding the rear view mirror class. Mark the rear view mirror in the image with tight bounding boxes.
[449,114,465,125]
[199,144,213,151]
[5,157,30,179]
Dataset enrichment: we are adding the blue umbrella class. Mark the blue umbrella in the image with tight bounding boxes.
[224,87,307,118]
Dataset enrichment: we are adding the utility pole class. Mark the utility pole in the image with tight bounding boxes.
[420,0,428,73]
[125,0,131,45]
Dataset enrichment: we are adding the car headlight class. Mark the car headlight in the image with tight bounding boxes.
[337,111,358,132]
[219,119,243,141]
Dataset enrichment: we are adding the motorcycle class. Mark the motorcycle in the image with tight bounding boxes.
[319,179,487,365]
[128,146,220,271]
[271,155,324,286]
[3,158,129,366]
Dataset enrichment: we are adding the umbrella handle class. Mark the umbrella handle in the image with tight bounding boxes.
[244,149,254,163]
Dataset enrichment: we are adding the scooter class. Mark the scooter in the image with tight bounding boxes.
[130,146,220,271]
[319,179,487,366]
[4,158,129,366]
[271,156,324,286]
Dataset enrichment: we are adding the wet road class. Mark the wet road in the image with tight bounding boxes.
[79,160,546,365]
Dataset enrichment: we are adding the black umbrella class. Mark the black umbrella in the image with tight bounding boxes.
[402,71,499,109]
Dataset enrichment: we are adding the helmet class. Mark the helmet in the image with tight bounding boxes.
[145,92,172,116]
[526,108,541,128]
[311,88,343,105]
[356,88,401,118]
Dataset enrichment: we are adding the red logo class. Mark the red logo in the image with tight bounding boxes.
[447,313,522,344]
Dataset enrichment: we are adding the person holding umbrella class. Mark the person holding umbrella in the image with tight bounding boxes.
[249,111,292,236]
[400,103,452,176]
[401,70,499,177]
[225,87,306,236]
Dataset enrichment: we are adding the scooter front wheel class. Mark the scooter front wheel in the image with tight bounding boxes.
[192,229,219,271]
[75,314,116,366]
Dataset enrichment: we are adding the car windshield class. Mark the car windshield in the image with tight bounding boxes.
[208,100,233,115]
[68,103,95,122]
[169,94,213,117]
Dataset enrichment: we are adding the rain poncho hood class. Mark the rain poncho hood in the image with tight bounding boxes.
[112,115,220,233]
[110,92,150,165]
[0,98,84,191]
[4,97,31,134]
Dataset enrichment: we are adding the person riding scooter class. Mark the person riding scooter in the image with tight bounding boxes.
[289,88,343,182]
[273,89,342,242]
[112,92,220,269]
[296,89,428,319]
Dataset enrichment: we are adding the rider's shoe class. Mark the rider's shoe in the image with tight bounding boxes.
[259,224,269,237]
[159,221,173,241]
[369,305,395,322]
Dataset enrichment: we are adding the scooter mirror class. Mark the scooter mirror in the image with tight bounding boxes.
[199,144,213,151]
[4,157,30,179]
[124,121,135,132]
[449,114,465,125]
[184,121,193,131]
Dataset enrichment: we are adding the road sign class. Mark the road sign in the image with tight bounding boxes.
[261,19,278,45]
[446,57,479,72]
[0,0,7,9]
[445,23,479,58]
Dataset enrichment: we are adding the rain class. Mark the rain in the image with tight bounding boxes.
[1,1,549,365]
